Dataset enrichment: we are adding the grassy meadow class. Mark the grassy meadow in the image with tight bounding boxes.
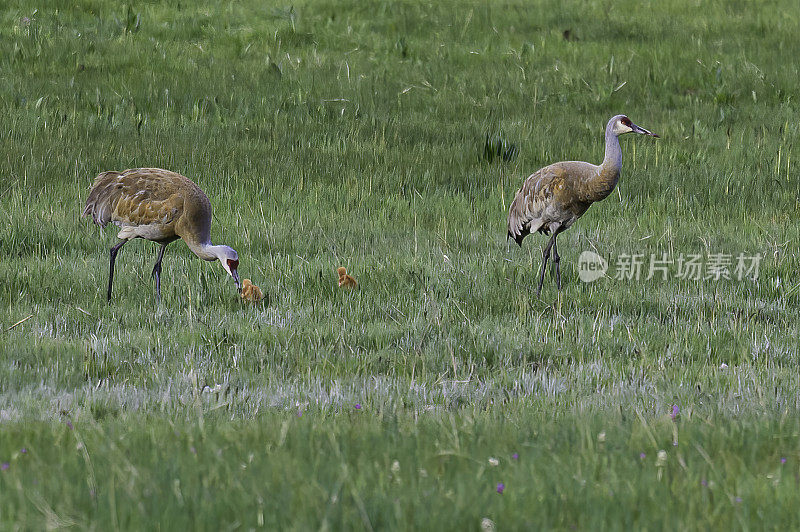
[2,0,800,528]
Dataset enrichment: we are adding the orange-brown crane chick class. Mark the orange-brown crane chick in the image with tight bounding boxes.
[337,267,358,288]
[82,168,241,302]
[240,279,264,303]
[508,115,659,295]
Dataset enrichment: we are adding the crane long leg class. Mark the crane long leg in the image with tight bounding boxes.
[536,233,558,296]
[552,236,561,290]
[108,239,128,302]
[152,243,168,301]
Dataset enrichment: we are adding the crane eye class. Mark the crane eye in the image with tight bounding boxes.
[227,259,239,270]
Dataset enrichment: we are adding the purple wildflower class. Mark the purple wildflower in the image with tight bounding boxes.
[354,404,362,410]
[512,453,519,460]
[639,452,646,459]
[496,482,505,494]
[20,448,27,454]
[735,497,742,503]
[701,479,708,487]
[781,457,787,465]
[190,446,197,455]
[1,463,8,471]
[670,404,679,420]
[65,419,74,430]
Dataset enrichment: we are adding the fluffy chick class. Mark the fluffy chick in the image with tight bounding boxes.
[240,278,264,303]
[337,267,358,288]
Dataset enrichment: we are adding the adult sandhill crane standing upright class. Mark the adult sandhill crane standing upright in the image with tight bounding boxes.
[82,168,241,302]
[507,115,658,294]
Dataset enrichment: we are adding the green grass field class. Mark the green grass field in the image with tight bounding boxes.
[2,0,800,528]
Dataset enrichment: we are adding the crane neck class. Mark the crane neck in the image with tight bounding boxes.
[599,119,622,177]
[187,240,227,262]
[591,119,622,197]
[582,119,623,202]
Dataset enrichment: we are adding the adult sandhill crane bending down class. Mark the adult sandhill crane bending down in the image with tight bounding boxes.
[507,115,658,295]
[83,168,241,302]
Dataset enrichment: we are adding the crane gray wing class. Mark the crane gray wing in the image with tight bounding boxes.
[82,171,124,227]
[507,165,568,245]
[82,169,183,229]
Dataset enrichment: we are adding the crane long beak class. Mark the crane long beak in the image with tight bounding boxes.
[632,124,659,138]
[232,270,241,292]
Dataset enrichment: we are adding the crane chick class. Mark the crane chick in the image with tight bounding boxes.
[240,279,264,303]
[507,115,658,295]
[337,267,358,288]
[83,168,241,302]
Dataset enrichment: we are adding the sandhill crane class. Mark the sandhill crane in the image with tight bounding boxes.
[82,168,241,302]
[507,115,658,294]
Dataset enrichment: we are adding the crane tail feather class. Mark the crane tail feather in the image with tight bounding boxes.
[507,228,527,247]
[83,171,124,227]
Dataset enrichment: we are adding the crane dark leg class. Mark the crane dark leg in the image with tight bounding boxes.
[552,236,562,290]
[152,243,168,302]
[107,239,128,302]
[536,233,558,296]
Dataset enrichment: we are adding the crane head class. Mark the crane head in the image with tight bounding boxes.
[218,246,241,291]
[612,115,659,138]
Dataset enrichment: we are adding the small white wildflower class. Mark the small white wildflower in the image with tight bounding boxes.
[656,450,667,466]
[480,517,496,531]
[488,457,499,466]
[598,431,606,443]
